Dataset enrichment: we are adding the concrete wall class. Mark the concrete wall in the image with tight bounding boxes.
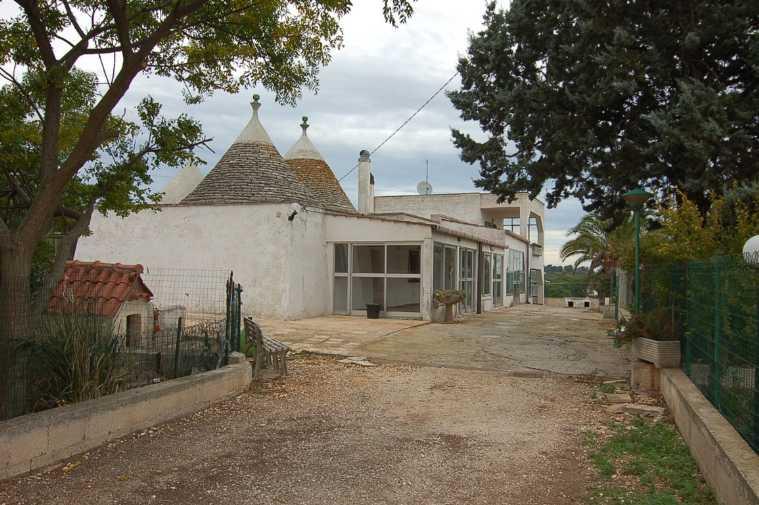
[375,194,485,225]
[77,204,293,318]
[660,369,759,505]
[0,357,251,481]
[285,207,328,319]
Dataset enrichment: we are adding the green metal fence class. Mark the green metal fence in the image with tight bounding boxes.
[641,255,759,451]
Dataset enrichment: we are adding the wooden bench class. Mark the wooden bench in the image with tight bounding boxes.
[243,317,289,379]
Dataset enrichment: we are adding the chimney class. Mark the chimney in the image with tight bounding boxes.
[357,150,374,214]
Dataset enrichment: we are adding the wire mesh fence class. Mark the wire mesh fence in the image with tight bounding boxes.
[638,254,759,452]
[0,264,239,422]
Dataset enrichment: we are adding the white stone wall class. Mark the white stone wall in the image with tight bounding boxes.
[284,207,329,319]
[77,204,293,318]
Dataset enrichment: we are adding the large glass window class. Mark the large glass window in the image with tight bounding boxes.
[333,276,348,314]
[504,217,520,233]
[387,245,421,274]
[433,244,444,292]
[352,245,384,274]
[507,249,525,296]
[387,278,421,312]
[351,277,384,311]
[528,216,540,243]
[493,254,503,306]
[459,248,475,313]
[333,244,349,314]
[444,246,457,289]
[433,244,458,291]
[482,253,492,295]
[335,244,348,273]
[336,243,422,315]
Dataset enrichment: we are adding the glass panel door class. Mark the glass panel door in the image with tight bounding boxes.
[333,244,349,314]
[459,248,474,313]
[493,254,503,306]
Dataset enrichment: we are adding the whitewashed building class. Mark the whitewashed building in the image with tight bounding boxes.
[77,96,545,321]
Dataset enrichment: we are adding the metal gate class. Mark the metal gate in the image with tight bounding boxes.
[225,272,243,356]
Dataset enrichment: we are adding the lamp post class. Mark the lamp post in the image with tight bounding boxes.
[623,188,652,313]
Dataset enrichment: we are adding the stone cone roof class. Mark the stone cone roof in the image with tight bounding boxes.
[160,162,203,204]
[284,117,355,213]
[181,96,314,206]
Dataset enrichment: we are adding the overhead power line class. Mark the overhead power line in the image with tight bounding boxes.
[337,71,459,182]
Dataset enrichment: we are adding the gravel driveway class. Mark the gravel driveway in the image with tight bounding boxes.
[0,355,607,505]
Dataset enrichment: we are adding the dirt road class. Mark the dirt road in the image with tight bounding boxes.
[0,355,607,505]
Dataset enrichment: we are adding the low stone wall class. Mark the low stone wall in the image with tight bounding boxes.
[660,368,759,505]
[0,355,251,481]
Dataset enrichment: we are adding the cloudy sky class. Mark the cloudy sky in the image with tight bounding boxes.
[4,0,585,264]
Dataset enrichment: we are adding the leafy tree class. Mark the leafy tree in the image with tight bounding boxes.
[0,0,415,417]
[449,1,759,220]
[560,214,633,271]
[648,187,759,263]
[1,69,206,291]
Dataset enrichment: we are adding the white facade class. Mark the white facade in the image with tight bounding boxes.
[76,97,544,321]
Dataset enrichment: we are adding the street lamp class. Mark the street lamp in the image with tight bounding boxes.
[744,235,759,265]
[623,188,653,313]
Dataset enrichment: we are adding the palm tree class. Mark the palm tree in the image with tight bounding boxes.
[560,214,630,271]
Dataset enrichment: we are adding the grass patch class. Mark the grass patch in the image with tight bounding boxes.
[599,383,617,394]
[586,418,716,505]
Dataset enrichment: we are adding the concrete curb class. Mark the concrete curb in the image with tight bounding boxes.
[0,358,252,481]
[660,368,759,505]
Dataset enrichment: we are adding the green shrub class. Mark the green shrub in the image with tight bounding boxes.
[22,312,128,410]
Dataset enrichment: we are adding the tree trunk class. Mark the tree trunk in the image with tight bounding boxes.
[0,239,34,419]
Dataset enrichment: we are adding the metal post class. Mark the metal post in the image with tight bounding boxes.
[173,317,183,378]
[634,209,641,313]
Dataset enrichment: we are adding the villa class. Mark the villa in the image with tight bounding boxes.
[76,96,545,321]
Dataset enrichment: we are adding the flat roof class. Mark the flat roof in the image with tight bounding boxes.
[375,191,546,207]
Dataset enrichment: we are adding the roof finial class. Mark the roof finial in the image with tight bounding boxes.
[300,116,309,134]
[233,93,273,144]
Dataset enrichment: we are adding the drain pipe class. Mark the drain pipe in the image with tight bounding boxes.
[476,242,483,314]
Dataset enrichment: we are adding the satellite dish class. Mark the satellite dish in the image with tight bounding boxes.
[417,180,433,195]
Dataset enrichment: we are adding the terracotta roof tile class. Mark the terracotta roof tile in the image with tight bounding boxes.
[49,261,153,317]
[287,158,356,213]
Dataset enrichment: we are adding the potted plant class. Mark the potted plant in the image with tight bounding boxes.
[624,308,681,368]
[433,289,465,323]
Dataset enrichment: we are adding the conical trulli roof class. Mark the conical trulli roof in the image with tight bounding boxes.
[181,96,314,206]
[284,117,355,213]
[160,162,204,204]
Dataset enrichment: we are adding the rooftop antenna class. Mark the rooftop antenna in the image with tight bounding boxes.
[416,160,433,196]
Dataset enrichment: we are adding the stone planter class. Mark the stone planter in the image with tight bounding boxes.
[633,337,681,368]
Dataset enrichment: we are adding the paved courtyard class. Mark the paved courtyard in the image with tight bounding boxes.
[257,316,427,356]
[268,304,628,378]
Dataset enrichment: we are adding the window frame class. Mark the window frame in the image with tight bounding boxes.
[334,242,423,316]
[482,252,492,296]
